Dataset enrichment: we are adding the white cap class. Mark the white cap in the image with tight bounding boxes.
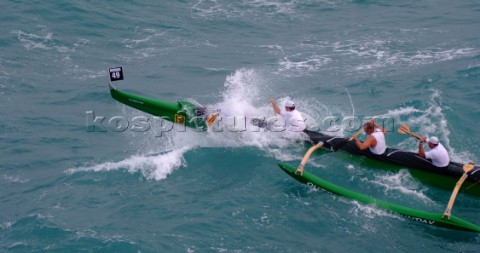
[427,136,439,145]
[285,100,295,108]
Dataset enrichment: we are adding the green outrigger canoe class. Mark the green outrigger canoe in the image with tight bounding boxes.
[278,163,480,233]
[107,67,221,132]
[109,83,212,131]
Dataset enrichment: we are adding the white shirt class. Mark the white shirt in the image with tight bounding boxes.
[280,109,306,132]
[425,143,450,167]
[369,129,387,155]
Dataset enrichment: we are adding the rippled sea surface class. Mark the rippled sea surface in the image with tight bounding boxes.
[1,1,480,252]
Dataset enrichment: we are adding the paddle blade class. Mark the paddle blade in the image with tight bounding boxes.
[398,124,410,135]
[397,124,421,140]
[401,124,410,131]
[206,114,218,127]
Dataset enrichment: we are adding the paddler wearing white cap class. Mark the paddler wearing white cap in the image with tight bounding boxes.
[418,135,450,168]
[269,98,306,132]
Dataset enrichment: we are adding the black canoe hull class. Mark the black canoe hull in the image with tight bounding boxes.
[304,130,480,184]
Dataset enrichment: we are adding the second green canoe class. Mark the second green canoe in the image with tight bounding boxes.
[278,163,480,233]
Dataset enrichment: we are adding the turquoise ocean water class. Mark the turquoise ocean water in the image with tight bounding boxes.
[1,1,480,252]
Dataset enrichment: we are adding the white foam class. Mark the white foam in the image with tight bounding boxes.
[191,0,229,18]
[191,0,307,19]
[349,200,402,232]
[66,146,191,181]
[367,170,434,204]
[61,63,106,80]
[122,35,154,48]
[12,29,52,50]
[11,27,76,53]
[2,174,30,184]
[257,44,285,55]
[121,28,166,49]
[350,200,401,220]
[205,68,319,158]
[327,37,480,74]
[213,68,263,118]
[277,55,331,76]
[380,107,422,119]
[7,242,28,249]
[0,222,13,230]
[246,0,298,14]
[366,88,475,162]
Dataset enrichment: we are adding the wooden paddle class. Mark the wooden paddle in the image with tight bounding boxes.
[295,142,324,175]
[349,128,364,141]
[397,123,422,140]
[329,126,364,151]
[443,162,475,219]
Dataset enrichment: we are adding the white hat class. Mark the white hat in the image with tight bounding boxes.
[284,100,295,108]
[427,136,439,145]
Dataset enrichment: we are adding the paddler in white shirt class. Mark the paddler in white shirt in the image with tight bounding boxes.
[352,119,387,155]
[269,99,306,132]
[418,136,450,168]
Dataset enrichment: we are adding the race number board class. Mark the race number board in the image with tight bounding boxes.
[109,67,124,82]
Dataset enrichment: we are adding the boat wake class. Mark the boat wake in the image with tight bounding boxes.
[368,170,434,204]
[346,164,434,205]
[348,200,403,233]
[65,146,191,181]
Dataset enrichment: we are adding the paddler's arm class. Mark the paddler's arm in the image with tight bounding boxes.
[269,98,281,115]
[352,135,374,151]
[418,136,427,158]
